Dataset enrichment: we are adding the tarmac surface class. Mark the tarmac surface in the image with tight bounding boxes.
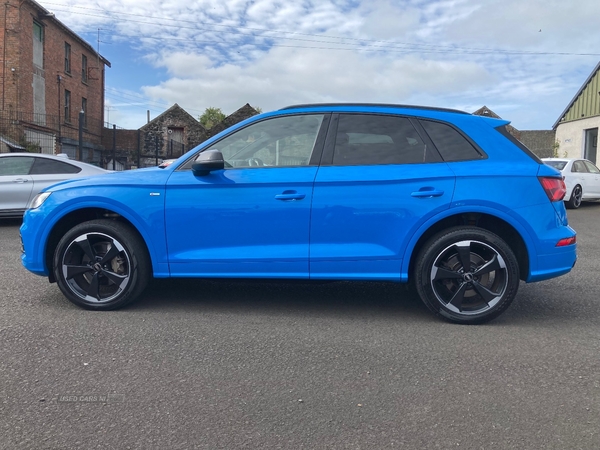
[1,205,599,449]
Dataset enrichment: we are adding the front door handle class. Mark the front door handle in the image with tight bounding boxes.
[275,190,306,201]
[12,178,29,183]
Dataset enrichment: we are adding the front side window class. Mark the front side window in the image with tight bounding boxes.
[64,90,71,122]
[0,157,34,176]
[333,114,432,165]
[203,114,325,168]
[64,42,71,74]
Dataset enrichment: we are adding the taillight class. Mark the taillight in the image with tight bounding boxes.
[538,177,566,202]
[556,236,576,247]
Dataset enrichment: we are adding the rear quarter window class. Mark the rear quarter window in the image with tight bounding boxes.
[495,125,542,163]
[419,120,484,162]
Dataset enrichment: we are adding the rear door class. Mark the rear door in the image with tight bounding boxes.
[310,113,456,280]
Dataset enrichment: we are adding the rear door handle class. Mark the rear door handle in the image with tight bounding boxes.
[411,188,444,198]
[275,190,306,201]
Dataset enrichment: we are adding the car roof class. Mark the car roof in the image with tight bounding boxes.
[280,103,470,115]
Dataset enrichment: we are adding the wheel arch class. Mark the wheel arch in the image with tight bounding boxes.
[405,212,530,283]
[45,208,153,283]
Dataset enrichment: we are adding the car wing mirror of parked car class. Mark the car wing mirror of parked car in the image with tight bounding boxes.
[192,150,225,176]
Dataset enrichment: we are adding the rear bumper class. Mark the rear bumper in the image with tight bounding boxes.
[527,243,577,282]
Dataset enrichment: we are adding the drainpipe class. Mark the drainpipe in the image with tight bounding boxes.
[56,74,62,154]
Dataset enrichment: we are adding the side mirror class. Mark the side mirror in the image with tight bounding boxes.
[192,150,225,176]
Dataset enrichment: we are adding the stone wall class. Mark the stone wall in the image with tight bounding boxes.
[139,104,207,161]
[207,104,259,138]
[515,130,557,158]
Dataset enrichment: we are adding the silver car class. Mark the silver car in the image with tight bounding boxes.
[0,153,109,218]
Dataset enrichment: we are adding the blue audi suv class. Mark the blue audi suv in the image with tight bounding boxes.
[20,104,577,324]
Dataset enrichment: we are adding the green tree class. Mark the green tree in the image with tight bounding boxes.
[199,107,226,129]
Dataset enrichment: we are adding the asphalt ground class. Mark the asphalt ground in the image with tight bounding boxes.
[1,206,599,449]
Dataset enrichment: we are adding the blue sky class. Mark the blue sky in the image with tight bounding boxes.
[40,0,600,130]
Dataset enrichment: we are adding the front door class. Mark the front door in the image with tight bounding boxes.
[165,114,329,278]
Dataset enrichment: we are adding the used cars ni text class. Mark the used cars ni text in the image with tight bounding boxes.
[20,104,577,324]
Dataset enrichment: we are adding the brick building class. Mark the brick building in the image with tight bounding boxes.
[0,0,110,163]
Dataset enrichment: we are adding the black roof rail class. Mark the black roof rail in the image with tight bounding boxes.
[279,103,470,115]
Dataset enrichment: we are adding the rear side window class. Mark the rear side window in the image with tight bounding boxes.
[584,161,600,174]
[333,114,436,165]
[420,120,483,162]
[30,158,81,175]
[572,160,587,173]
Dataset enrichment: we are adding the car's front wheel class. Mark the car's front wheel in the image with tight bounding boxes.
[414,227,520,324]
[53,220,151,310]
[566,185,583,209]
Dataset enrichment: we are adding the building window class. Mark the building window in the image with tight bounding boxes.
[81,98,87,128]
[64,90,71,122]
[81,55,88,83]
[33,21,43,68]
[64,42,71,74]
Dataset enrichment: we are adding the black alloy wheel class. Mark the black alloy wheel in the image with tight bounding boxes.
[53,220,150,310]
[415,227,520,324]
[566,185,583,209]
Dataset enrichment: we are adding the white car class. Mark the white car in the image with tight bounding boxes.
[543,158,600,209]
[0,152,109,218]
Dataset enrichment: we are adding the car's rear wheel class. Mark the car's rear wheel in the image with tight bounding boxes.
[53,220,150,310]
[566,185,583,209]
[414,227,519,324]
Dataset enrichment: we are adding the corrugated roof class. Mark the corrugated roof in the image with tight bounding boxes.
[552,61,600,129]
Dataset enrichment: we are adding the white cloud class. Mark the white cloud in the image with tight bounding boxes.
[40,0,600,129]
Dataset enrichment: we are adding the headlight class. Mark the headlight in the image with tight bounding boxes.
[29,192,52,210]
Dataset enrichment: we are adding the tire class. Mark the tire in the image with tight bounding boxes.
[414,227,520,324]
[566,185,582,209]
[53,219,151,310]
